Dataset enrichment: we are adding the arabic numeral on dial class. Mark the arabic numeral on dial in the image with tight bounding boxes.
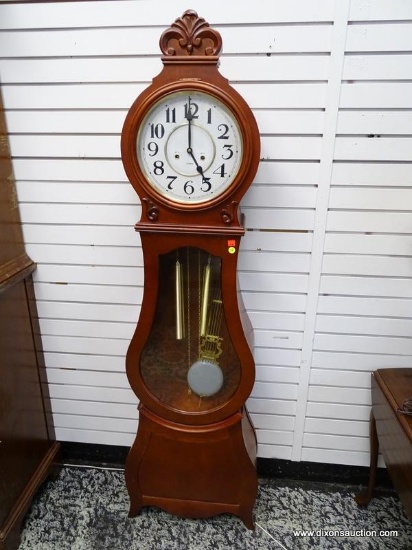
[165,108,176,123]
[222,144,233,160]
[207,108,212,124]
[217,124,230,140]
[184,102,199,119]
[166,175,177,190]
[184,180,195,195]
[153,160,164,175]
[201,177,212,192]
[147,142,159,157]
[213,164,227,178]
[149,123,165,139]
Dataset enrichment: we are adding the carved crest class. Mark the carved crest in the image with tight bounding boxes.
[159,10,222,57]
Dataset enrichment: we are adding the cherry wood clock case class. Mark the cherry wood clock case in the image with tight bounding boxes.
[121,10,260,528]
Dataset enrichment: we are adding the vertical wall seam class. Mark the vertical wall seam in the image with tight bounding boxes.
[291,0,351,462]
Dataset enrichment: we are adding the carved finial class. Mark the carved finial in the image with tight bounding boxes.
[221,202,238,225]
[159,10,222,57]
[142,198,159,221]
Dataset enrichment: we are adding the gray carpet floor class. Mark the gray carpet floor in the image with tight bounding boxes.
[18,466,412,549]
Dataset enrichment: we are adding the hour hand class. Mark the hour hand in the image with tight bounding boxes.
[187,147,204,176]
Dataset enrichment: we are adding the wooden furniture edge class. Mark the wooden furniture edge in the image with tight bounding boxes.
[0,442,61,549]
[0,253,36,295]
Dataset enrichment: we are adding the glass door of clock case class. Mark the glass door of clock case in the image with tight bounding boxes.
[140,246,241,413]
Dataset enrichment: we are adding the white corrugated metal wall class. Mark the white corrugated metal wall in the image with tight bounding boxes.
[1,0,411,466]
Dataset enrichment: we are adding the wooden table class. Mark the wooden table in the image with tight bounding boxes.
[356,368,412,519]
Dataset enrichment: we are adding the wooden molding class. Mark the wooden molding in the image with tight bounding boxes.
[0,253,36,294]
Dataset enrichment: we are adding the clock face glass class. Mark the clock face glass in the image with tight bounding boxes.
[136,90,243,204]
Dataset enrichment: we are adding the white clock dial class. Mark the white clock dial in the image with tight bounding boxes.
[136,90,243,204]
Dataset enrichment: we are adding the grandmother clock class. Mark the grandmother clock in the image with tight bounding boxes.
[121,10,260,528]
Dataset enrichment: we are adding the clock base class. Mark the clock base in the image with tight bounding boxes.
[125,405,258,529]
